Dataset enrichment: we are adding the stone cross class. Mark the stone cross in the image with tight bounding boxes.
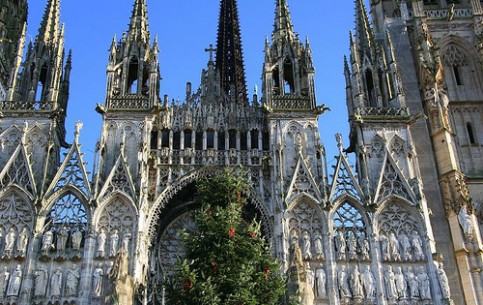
[205,44,217,62]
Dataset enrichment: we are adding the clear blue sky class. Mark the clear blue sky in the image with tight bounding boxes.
[26,0,357,169]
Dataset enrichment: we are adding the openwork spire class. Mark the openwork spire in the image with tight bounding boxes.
[215,0,248,104]
[354,0,374,52]
[128,0,150,44]
[273,0,295,42]
[37,0,61,46]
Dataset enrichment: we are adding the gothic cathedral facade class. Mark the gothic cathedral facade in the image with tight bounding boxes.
[0,0,481,304]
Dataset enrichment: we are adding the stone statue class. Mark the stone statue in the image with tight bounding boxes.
[108,249,134,305]
[0,267,9,297]
[362,265,376,298]
[6,265,22,297]
[411,231,425,261]
[399,233,412,261]
[346,231,357,260]
[71,227,83,250]
[92,264,104,297]
[302,262,315,305]
[417,267,431,300]
[66,265,80,296]
[313,234,324,261]
[16,227,28,257]
[358,232,370,261]
[437,263,451,299]
[350,265,364,298]
[302,231,312,260]
[380,233,389,261]
[122,232,132,252]
[388,232,400,261]
[4,227,16,258]
[50,267,62,297]
[34,266,48,296]
[384,266,397,301]
[109,229,119,257]
[41,230,54,255]
[405,267,419,299]
[458,204,474,238]
[395,266,408,299]
[337,265,351,298]
[334,230,346,260]
[97,229,107,257]
[315,267,327,299]
[57,226,69,252]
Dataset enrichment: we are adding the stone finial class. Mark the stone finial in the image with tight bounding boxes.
[74,120,83,143]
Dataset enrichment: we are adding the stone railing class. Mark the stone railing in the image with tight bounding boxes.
[271,95,312,111]
[107,94,150,110]
[426,8,473,19]
[151,148,270,167]
[0,100,56,111]
[355,107,409,117]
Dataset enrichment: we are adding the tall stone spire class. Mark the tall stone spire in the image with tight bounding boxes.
[128,0,150,44]
[273,0,295,42]
[354,0,374,54]
[37,0,61,46]
[215,0,248,104]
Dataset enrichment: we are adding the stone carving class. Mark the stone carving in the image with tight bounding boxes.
[97,229,107,258]
[384,266,397,301]
[122,232,132,252]
[399,233,411,262]
[0,267,9,297]
[41,230,54,255]
[302,263,315,305]
[6,265,21,297]
[350,265,364,299]
[395,266,408,299]
[16,226,28,257]
[334,230,346,260]
[92,264,104,297]
[380,234,389,261]
[458,204,474,239]
[411,231,425,261]
[71,227,83,250]
[437,263,451,299]
[302,231,312,260]
[388,232,400,261]
[4,227,16,258]
[405,267,419,299]
[362,265,376,299]
[417,267,431,300]
[346,231,357,260]
[337,265,351,299]
[313,234,324,261]
[108,249,134,305]
[57,226,69,252]
[50,267,62,297]
[66,265,80,296]
[315,266,326,299]
[358,232,370,261]
[109,229,119,257]
[34,265,48,297]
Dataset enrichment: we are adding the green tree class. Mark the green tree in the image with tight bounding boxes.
[165,169,287,305]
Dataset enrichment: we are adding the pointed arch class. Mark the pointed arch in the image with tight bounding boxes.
[0,126,22,167]
[127,56,140,93]
[0,187,35,231]
[95,192,137,236]
[286,195,326,238]
[369,134,385,158]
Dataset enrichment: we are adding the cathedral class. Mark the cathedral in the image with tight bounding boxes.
[0,0,482,304]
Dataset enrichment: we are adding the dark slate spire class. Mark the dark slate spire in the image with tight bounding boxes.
[128,0,150,44]
[215,0,248,104]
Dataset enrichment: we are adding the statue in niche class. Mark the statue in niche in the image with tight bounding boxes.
[50,267,62,297]
[384,266,397,301]
[399,233,412,261]
[358,232,370,261]
[346,231,357,260]
[395,266,408,299]
[34,265,48,297]
[437,263,451,299]
[109,229,119,257]
[4,227,16,258]
[92,264,104,297]
[411,231,425,261]
[362,265,376,299]
[108,249,134,305]
[405,267,419,299]
[417,267,431,300]
[313,234,324,261]
[41,230,54,255]
[71,227,83,250]
[97,229,107,258]
[388,232,400,261]
[0,267,9,297]
[66,265,80,296]
[315,266,327,299]
[16,227,29,258]
[350,265,364,298]
[334,230,346,260]
[122,232,132,252]
[337,265,351,299]
[6,265,22,296]
[380,233,390,261]
[57,226,69,253]
[302,231,312,260]
[458,204,474,239]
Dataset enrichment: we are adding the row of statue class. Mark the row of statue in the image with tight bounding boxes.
[380,230,425,262]
[337,265,376,300]
[96,229,132,258]
[41,226,85,256]
[0,226,30,259]
[383,265,431,301]
[34,265,80,298]
[0,265,22,298]
[334,230,371,261]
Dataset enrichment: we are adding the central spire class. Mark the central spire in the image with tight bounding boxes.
[215,0,247,104]
[128,0,150,44]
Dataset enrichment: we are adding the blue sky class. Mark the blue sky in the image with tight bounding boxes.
[26,0,356,169]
